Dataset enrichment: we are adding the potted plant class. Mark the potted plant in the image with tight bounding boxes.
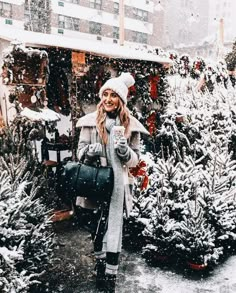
[176,203,223,270]
[142,194,182,266]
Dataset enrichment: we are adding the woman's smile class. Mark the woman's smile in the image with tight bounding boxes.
[102,89,120,112]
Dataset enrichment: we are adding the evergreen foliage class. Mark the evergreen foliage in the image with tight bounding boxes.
[143,193,182,261]
[177,204,223,265]
[0,167,53,292]
[225,40,236,71]
[0,118,54,292]
[123,179,155,251]
[75,58,111,106]
[125,68,236,271]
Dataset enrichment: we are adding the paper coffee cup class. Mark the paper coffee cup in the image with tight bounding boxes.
[113,126,125,148]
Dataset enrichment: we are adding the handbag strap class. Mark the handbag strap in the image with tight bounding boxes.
[100,144,108,167]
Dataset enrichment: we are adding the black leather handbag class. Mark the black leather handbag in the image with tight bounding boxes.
[60,162,114,202]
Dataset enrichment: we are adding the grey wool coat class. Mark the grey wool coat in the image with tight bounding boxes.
[76,111,149,217]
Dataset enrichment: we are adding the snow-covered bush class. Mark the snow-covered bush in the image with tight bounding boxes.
[195,145,236,251]
[123,154,156,251]
[176,204,224,266]
[0,166,53,292]
[0,120,54,292]
[142,193,182,262]
[124,72,236,271]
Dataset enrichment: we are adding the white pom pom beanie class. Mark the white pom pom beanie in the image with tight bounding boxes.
[99,72,135,105]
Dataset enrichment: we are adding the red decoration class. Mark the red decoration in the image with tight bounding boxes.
[187,262,208,271]
[96,79,103,92]
[175,115,185,123]
[51,209,74,222]
[128,73,136,96]
[148,75,159,100]
[147,111,157,136]
[129,84,136,96]
[96,68,105,92]
[195,61,201,70]
[130,160,149,190]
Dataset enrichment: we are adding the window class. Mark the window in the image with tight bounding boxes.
[133,8,148,21]
[90,0,102,10]
[133,31,148,44]
[5,18,12,25]
[89,21,101,34]
[114,2,119,14]
[58,15,80,31]
[113,26,119,39]
[24,0,50,33]
[0,2,12,18]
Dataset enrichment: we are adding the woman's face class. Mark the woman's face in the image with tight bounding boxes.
[102,89,120,112]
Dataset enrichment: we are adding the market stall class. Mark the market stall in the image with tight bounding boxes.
[0,28,172,160]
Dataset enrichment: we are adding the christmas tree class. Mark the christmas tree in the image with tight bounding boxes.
[0,118,54,291]
[0,166,53,292]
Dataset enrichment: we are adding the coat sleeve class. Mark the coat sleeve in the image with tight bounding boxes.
[77,127,91,161]
[117,132,140,167]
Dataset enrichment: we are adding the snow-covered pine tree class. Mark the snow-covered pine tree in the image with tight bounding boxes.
[0,168,53,292]
[123,153,155,251]
[149,155,202,219]
[153,115,192,161]
[0,111,55,291]
[228,127,236,161]
[142,192,182,265]
[0,119,42,162]
[161,60,236,269]
[157,66,171,115]
[123,186,155,251]
[197,151,236,252]
[140,155,201,264]
[225,40,236,87]
[177,203,223,267]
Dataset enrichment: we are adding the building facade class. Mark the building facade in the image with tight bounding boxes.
[1,0,234,59]
[0,0,24,29]
[0,0,165,48]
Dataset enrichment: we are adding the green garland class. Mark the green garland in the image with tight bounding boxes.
[75,55,170,131]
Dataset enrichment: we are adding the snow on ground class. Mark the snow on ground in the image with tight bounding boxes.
[120,253,236,293]
[50,224,236,293]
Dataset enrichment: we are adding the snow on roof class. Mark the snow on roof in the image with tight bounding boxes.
[0,26,172,65]
[20,107,61,122]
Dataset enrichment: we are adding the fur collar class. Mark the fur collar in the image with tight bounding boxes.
[76,111,149,135]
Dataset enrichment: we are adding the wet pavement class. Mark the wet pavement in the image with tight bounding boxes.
[45,219,236,293]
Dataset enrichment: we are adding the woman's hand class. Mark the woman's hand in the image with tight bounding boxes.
[116,137,128,154]
[87,143,102,157]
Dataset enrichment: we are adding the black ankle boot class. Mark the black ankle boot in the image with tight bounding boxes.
[104,274,116,293]
[95,259,106,291]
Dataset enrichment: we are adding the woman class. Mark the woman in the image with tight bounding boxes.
[76,72,149,292]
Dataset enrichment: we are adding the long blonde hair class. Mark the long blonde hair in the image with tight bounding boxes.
[96,98,130,144]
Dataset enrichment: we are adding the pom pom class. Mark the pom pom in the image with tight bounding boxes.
[119,72,135,88]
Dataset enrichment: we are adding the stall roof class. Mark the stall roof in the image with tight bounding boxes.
[0,26,172,65]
